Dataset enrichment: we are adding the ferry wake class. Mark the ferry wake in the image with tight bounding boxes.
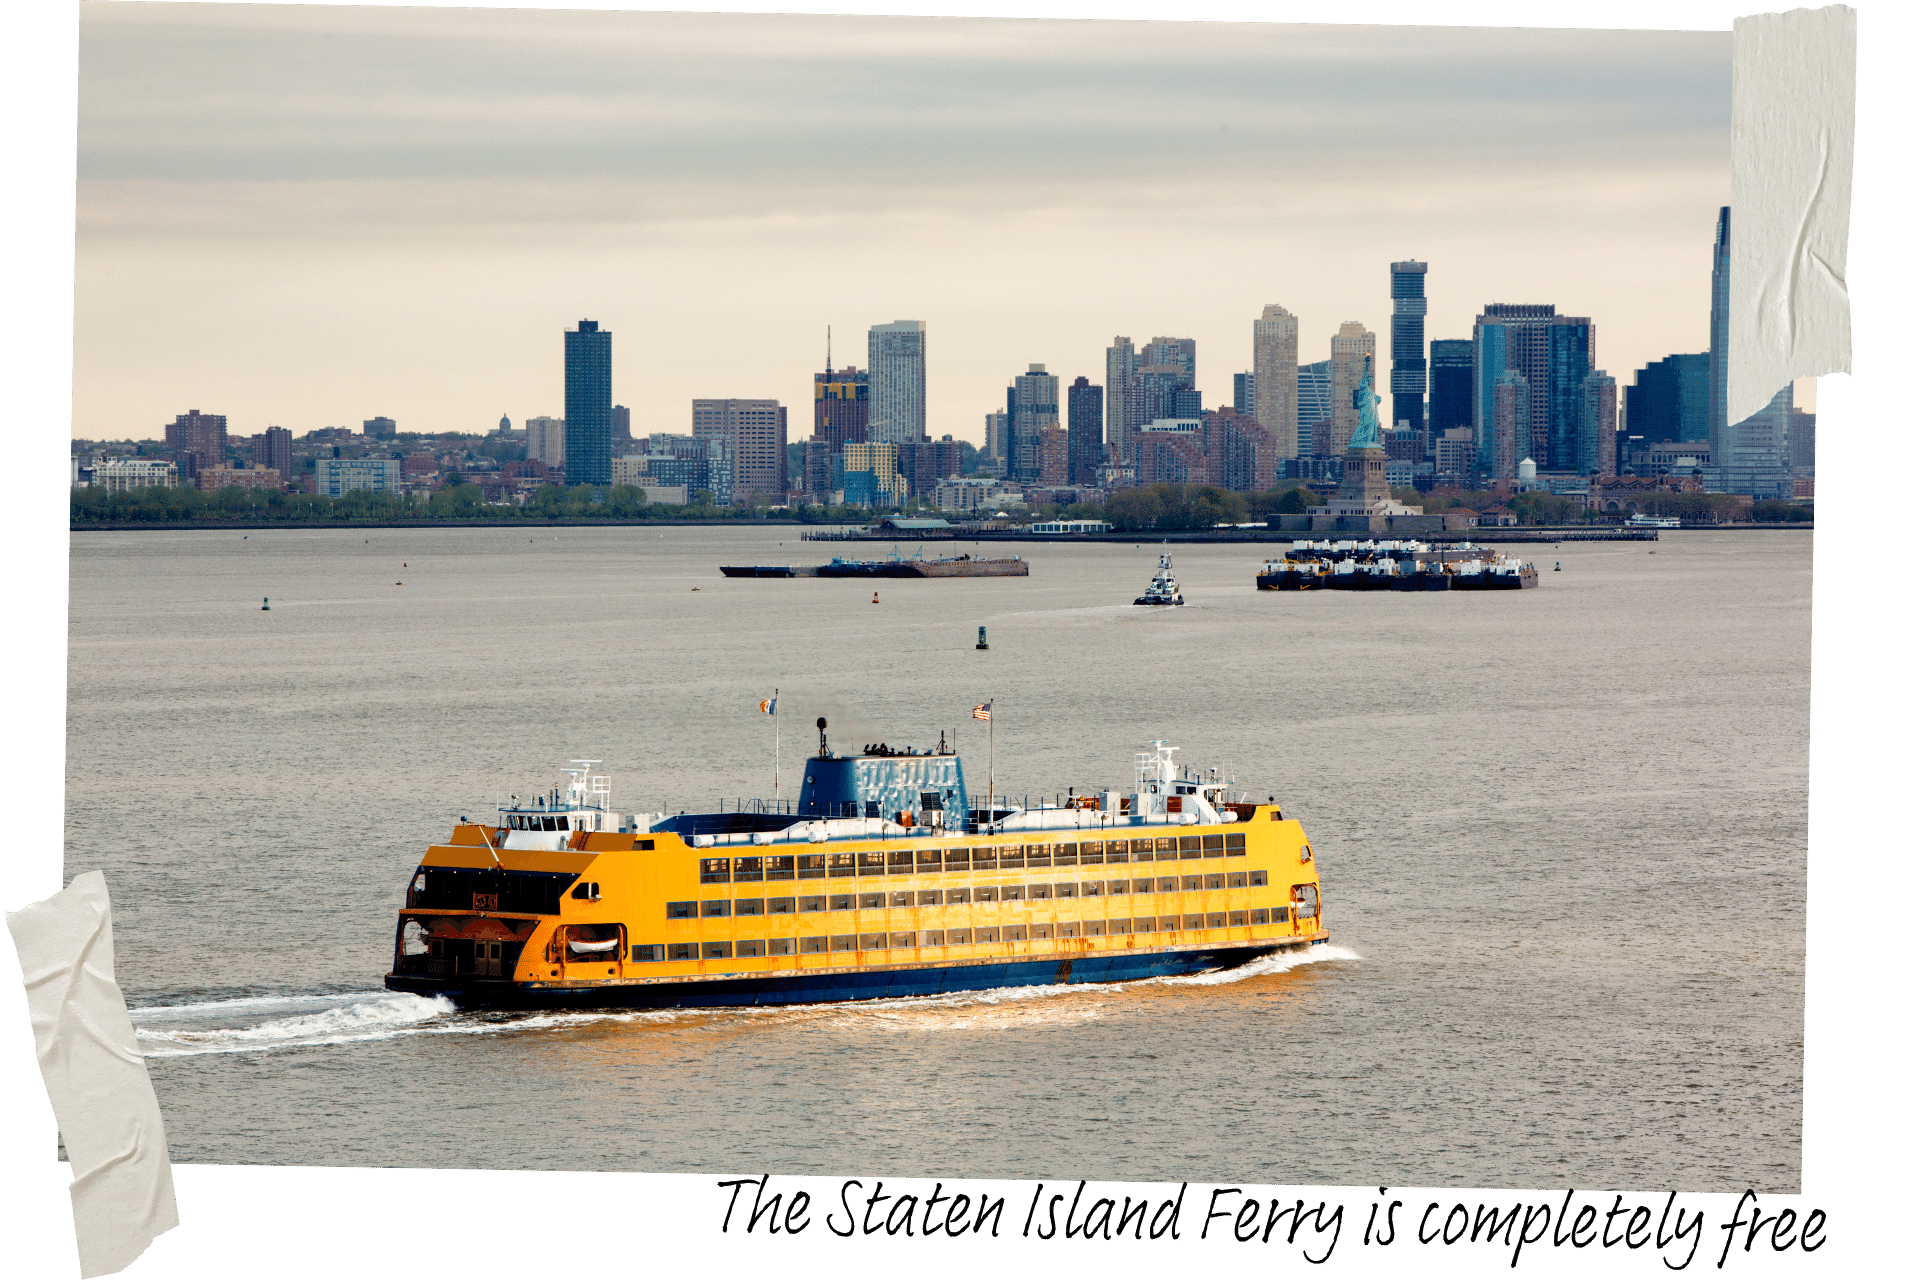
[385,728,1328,1010]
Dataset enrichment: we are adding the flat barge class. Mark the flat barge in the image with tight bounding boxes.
[1257,539,1538,591]
[722,553,1028,579]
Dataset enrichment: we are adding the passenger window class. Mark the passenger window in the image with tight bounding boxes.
[829,894,854,911]
[858,932,886,949]
[947,928,972,945]
[1108,880,1128,895]
[1080,882,1103,897]
[1130,838,1154,856]
[1178,836,1201,854]
[1137,916,1160,933]
[735,899,765,916]
[827,853,856,878]
[1084,920,1106,937]
[889,931,915,948]
[1029,884,1051,900]
[1204,874,1224,890]
[1058,922,1080,938]
[571,882,591,899]
[1004,925,1027,941]
[1180,875,1201,891]
[702,941,732,959]
[971,846,998,869]
[1131,878,1152,894]
[919,930,945,946]
[767,938,795,956]
[1226,872,1248,889]
[1228,911,1247,927]
[799,936,828,953]
[1251,907,1269,925]
[946,888,969,904]
[635,839,655,851]
[973,886,998,902]
[733,857,764,882]
[668,942,697,960]
[797,896,826,912]
[889,891,913,908]
[859,892,886,909]
[631,945,664,962]
[701,900,731,918]
[1205,912,1226,928]
[918,890,942,906]
[797,854,827,879]
[916,849,944,870]
[767,898,795,914]
[975,927,1000,943]
[1156,877,1178,893]
[887,850,914,874]
[1202,834,1224,854]
[736,940,767,957]
[1002,885,1026,901]
[699,858,731,884]
[830,935,856,951]
[1225,833,1247,855]
[857,851,887,876]
[1104,840,1129,864]
[764,856,796,881]
[944,847,970,869]
[1029,924,1051,940]
[665,901,695,919]
[1250,870,1269,887]
[1055,883,1077,898]
[1299,844,1313,863]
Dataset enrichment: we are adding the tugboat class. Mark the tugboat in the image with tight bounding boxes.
[1133,554,1185,606]
[382,732,1329,1010]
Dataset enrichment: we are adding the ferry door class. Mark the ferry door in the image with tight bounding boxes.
[475,941,503,977]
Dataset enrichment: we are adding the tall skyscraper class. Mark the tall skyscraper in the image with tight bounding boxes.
[1708,206,1731,453]
[1105,337,1138,464]
[164,409,227,480]
[1389,261,1428,432]
[527,416,566,468]
[1066,376,1103,486]
[258,425,293,481]
[1296,361,1332,458]
[612,404,632,449]
[814,366,869,451]
[1007,364,1060,483]
[1328,322,1376,454]
[1471,304,1594,475]
[1253,305,1299,460]
[1579,370,1618,478]
[1428,339,1473,439]
[1491,371,1530,483]
[1141,337,1196,386]
[1706,387,1792,497]
[983,410,1009,462]
[564,319,613,486]
[1232,372,1254,417]
[868,320,926,446]
[1624,354,1710,442]
[693,399,787,499]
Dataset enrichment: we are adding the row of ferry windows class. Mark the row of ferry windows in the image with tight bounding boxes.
[630,911,1286,961]
[667,872,1272,918]
[697,834,1248,884]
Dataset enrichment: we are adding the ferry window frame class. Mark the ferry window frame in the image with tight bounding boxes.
[944,848,970,870]
[975,927,999,943]
[1202,834,1225,854]
[919,930,945,946]
[1156,877,1179,893]
[971,846,998,869]
[1205,912,1227,928]
[733,856,765,882]
[857,851,887,876]
[633,838,655,850]
[828,853,857,878]
[737,939,767,957]
[1057,922,1079,938]
[1250,870,1269,887]
[859,892,886,910]
[916,848,944,870]
[702,941,733,959]
[1228,911,1247,927]
[1054,882,1077,898]
[999,845,1026,868]
[829,894,853,911]
[701,899,731,918]
[858,932,886,949]
[1225,833,1247,855]
[631,944,665,962]
[767,897,796,914]
[1204,873,1225,890]
[945,888,969,904]
[1180,875,1202,891]
[888,931,914,948]
[887,850,915,874]
[664,901,695,919]
[1084,920,1106,937]
[1183,914,1205,930]
[1029,884,1051,900]
[1080,881,1103,897]
[668,942,697,960]
[797,854,827,879]
[735,898,766,916]
[889,891,913,908]
[799,936,827,953]
[1107,880,1128,895]
[767,938,795,956]
[1003,925,1027,941]
[973,886,997,903]
[764,856,796,881]
[1131,878,1152,894]
[799,895,827,912]
[699,858,731,884]
[1029,924,1051,940]
[1251,907,1269,925]
[1226,871,1248,889]
[831,935,856,951]
[947,928,971,945]
[1179,836,1202,854]
[1002,884,1026,901]
[917,890,941,906]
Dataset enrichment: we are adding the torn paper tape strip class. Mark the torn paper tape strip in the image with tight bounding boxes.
[1730,3,1855,424]
[7,871,178,1278]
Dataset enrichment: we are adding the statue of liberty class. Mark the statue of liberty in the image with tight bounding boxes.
[1347,372,1383,450]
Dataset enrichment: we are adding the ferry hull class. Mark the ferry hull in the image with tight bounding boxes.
[385,938,1323,1011]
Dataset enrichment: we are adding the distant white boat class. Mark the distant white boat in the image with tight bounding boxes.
[1626,513,1680,528]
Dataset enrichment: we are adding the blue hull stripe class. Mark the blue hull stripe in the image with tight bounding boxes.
[385,942,1312,1011]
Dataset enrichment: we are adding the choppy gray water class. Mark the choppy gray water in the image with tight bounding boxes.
[65,526,1808,1189]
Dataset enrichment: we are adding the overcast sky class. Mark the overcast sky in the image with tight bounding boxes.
[74,4,1734,444]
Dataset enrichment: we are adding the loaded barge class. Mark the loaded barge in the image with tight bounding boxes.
[384,730,1326,1010]
[1257,539,1538,591]
[722,550,1028,579]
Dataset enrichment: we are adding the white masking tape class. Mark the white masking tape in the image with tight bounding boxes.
[7,872,178,1277]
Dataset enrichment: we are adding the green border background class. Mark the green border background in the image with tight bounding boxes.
[7,2,1904,1274]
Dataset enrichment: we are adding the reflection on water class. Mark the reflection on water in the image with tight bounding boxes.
[72,527,1807,1189]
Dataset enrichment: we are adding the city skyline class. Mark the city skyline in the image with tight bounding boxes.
[74,8,1735,446]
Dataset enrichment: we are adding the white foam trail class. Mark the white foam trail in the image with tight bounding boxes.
[130,992,380,1021]
[136,993,456,1057]
[1150,942,1361,986]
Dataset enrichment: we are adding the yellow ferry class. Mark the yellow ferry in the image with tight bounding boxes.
[384,724,1327,1009]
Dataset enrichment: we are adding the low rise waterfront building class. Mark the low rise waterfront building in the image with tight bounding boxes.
[196,464,286,492]
[97,458,178,491]
[319,457,401,497]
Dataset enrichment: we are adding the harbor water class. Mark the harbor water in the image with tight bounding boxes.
[64,527,1809,1190]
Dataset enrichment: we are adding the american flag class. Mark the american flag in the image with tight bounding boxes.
[971,702,992,721]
